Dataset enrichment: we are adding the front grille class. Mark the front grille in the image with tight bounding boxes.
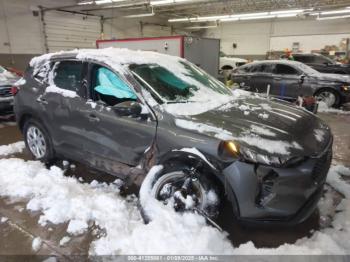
[312,149,332,184]
[0,87,12,97]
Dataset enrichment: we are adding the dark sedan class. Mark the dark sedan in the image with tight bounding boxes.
[290,53,350,75]
[231,60,350,108]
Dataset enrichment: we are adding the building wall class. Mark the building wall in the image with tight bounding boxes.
[204,18,350,59]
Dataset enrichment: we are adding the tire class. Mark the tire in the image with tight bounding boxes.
[315,88,341,108]
[140,164,221,221]
[23,119,55,162]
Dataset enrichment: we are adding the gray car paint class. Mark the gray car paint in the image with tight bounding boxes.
[232,60,350,104]
[14,54,333,224]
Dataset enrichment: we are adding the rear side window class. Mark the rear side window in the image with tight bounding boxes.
[274,64,299,75]
[54,61,83,92]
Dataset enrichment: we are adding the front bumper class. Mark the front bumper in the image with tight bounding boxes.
[222,139,332,225]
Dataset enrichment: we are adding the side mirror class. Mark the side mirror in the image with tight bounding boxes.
[112,101,142,118]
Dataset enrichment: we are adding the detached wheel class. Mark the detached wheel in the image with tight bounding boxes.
[315,89,340,108]
[142,166,220,220]
[23,119,55,162]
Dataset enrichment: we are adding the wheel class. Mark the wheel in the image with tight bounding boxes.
[315,88,340,108]
[23,119,55,162]
[140,165,220,221]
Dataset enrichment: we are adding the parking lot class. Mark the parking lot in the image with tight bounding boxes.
[0,107,349,256]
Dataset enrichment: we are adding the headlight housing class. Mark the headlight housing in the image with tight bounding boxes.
[219,140,305,167]
[341,85,349,92]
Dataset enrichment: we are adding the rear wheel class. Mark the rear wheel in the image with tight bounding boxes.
[315,88,340,108]
[23,119,55,162]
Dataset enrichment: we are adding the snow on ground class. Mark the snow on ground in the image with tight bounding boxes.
[0,141,25,156]
[0,150,349,255]
[318,102,350,114]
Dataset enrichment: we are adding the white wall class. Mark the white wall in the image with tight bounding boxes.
[204,18,350,57]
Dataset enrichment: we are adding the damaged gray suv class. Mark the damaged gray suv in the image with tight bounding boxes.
[14,48,332,225]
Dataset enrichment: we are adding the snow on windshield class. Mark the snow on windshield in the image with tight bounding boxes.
[30,48,237,115]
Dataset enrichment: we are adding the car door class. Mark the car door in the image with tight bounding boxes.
[38,60,94,159]
[271,63,301,100]
[82,63,156,168]
[249,63,274,94]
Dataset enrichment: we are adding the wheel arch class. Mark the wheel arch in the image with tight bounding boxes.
[158,149,240,217]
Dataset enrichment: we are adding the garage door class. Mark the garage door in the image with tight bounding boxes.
[43,11,101,52]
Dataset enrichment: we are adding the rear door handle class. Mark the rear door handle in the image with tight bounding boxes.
[36,96,48,105]
[88,114,100,122]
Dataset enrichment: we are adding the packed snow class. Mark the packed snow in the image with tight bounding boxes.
[0,141,25,156]
[32,237,42,252]
[0,142,350,254]
[318,101,350,114]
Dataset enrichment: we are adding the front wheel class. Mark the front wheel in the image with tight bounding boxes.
[23,119,55,162]
[140,166,220,221]
[315,89,340,108]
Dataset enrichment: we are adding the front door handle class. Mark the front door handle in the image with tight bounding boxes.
[88,114,100,122]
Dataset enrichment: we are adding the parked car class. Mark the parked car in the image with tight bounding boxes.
[231,60,350,108]
[0,65,20,114]
[220,56,248,71]
[282,53,350,75]
[15,49,332,226]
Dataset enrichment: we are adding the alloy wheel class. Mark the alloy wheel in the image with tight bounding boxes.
[317,91,336,107]
[26,126,47,158]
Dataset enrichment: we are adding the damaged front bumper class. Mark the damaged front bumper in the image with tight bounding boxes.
[222,138,332,225]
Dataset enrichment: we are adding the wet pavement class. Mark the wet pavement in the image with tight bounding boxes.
[0,109,349,255]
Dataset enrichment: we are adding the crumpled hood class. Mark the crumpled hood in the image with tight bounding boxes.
[175,97,331,157]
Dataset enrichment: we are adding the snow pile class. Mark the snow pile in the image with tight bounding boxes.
[0,141,25,156]
[32,237,42,252]
[318,101,350,114]
[0,158,233,255]
[45,85,78,98]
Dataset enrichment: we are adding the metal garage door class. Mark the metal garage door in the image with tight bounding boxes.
[43,11,101,52]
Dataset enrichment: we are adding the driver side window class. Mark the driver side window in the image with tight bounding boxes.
[274,64,299,75]
[91,65,137,106]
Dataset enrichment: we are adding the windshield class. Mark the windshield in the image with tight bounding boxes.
[130,61,232,104]
[296,62,321,75]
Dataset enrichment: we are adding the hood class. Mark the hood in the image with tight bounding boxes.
[313,72,350,84]
[175,97,331,157]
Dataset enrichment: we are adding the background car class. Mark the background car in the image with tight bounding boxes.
[282,53,350,75]
[0,65,20,114]
[220,56,248,71]
[231,60,350,108]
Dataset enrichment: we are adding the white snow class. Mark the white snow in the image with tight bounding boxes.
[1,216,8,223]
[59,236,71,246]
[1,139,350,255]
[173,148,217,170]
[175,119,234,140]
[0,158,232,255]
[0,141,25,156]
[250,125,276,137]
[32,237,42,252]
[45,85,78,98]
[14,78,26,86]
[67,219,89,235]
[318,101,350,114]
[314,129,326,142]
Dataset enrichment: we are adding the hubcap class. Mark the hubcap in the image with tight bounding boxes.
[317,91,336,107]
[26,126,47,158]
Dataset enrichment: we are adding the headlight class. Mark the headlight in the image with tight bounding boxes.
[219,140,305,167]
[341,85,349,92]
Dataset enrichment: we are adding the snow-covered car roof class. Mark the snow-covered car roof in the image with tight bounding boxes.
[30,48,186,72]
